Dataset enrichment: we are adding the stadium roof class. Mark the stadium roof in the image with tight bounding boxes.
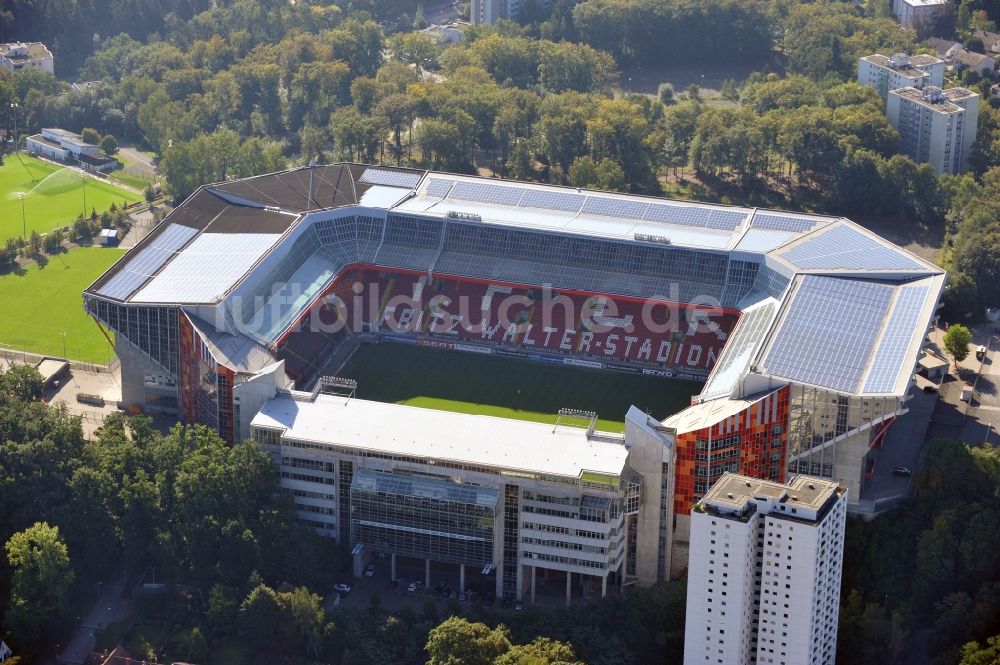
[251,391,630,480]
[85,163,945,400]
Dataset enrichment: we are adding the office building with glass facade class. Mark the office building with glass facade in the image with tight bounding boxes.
[250,390,675,602]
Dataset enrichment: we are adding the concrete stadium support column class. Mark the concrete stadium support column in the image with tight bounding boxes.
[391,553,396,581]
[602,574,607,599]
[565,570,572,607]
[460,563,465,592]
[425,558,431,587]
[531,566,536,604]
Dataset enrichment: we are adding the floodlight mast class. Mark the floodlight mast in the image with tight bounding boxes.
[314,375,358,400]
[554,408,598,435]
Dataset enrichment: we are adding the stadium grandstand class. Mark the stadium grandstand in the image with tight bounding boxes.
[84,164,944,590]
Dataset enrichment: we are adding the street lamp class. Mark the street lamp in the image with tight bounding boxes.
[9,102,17,149]
[81,173,87,218]
[60,331,67,359]
[18,192,25,239]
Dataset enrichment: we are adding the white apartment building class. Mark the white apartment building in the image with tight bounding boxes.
[250,389,677,602]
[0,41,53,74]
[471,0,550,24]
[858,53,945,104]
[892,0,948,29]
[683,473,847,665]
[887,86,980,174]
[471,0,518,25]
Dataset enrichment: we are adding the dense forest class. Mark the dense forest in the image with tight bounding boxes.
[2,363,1000,663]
[2,0,997,314]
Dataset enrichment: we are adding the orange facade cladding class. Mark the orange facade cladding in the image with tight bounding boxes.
[673,385,791,515]
[179,312,237,443]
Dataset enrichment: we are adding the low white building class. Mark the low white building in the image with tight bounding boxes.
[858,53,946,104]
[893,0,948,29]
[25,128,117,172]
[421,22,469,44]
[0,41,53,74]
[887,86,980,174]
[683,473,847,665]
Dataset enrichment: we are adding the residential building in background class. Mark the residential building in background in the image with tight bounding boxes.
[893,0,948,29]
[0,41,53,73]
[858,53,945,104]
[951,48,997,76]
[472,0,540,24]
[683,473,847,665]
[926,37,962,61]
[887,86,980,174]
[971,29,1000,55]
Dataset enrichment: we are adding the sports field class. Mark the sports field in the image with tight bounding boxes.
[338,343,701,432]
[0,153,140,242]
[0,245,124,363]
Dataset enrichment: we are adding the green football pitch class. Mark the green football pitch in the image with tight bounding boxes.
[337,342,701,432]
[0,153,140,242]
[0,245,125,363]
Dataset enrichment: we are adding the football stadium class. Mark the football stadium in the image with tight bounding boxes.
[83,164,944,601]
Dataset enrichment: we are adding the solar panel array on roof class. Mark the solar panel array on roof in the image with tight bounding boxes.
[764,275,894,393]
[450,181,525,206]
[736,228,798,253]
[751,213,823,233]
[862,285,931,393]
[519,189,583,213]
[358,168,421,189]
[132,233,280,303]
[95,224,198,300]
[642,204,746,231]
[780,224,926,271]
[425,177,453,197]
[581,196,650,219]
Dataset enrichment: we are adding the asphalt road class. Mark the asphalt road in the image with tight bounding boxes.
[927,325,999,446]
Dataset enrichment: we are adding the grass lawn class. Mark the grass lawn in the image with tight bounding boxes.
[338,343,700,432]
[0,245,124,363]
[0,153,140,242]
[108,168,153,190]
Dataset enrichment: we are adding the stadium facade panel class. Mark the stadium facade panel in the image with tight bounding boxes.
[84,164,945,589]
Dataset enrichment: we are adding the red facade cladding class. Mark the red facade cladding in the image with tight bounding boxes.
[178,312,200,427]
[673,385,791,516]
[283,267,739,375]
[179,312,236,443]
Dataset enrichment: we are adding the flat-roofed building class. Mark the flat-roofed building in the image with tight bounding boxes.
[858,53,945,104]
[250,391,677,602]
[25,127,118,172]
[887,86,980,174]
[893,0,948,29]
[683,473,847,665]
[0,41,53,74]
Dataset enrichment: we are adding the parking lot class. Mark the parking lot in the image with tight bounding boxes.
[324,555,615,615]
[927,324,998,446]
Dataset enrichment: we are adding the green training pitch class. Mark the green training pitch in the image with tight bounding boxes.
[0,153,140,242]
[0,245,125,363]
[337,342,701,432]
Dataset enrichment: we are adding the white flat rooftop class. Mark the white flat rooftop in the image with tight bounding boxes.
[252,392,630,479]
